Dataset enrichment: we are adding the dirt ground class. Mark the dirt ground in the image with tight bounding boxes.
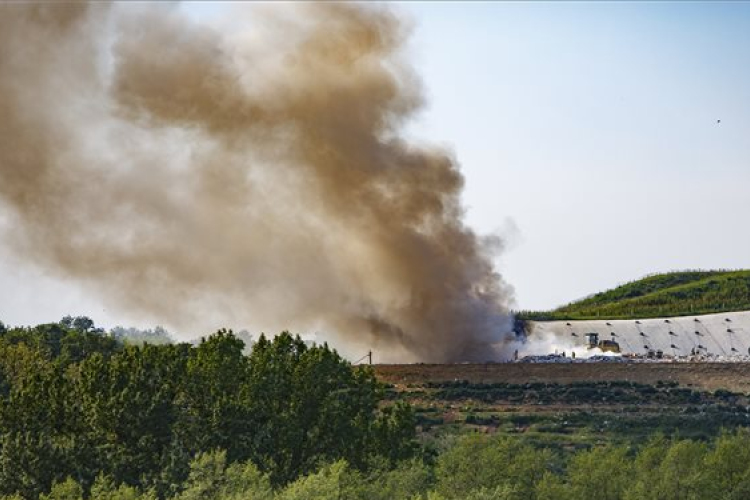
[374,362,750,392]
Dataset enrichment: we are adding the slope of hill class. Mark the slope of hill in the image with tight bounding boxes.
[519,270,750,320]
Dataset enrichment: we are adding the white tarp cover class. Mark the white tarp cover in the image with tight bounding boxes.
[528,311,750,359]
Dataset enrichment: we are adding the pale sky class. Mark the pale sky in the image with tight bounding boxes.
[394,2,750,311]
[1,1,748,330]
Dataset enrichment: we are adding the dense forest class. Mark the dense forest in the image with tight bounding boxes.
[0,318,415,499]
[519,270,750,321]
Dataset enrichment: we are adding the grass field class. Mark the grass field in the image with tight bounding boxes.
[518,269,750,320]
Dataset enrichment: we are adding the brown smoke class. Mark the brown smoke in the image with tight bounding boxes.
[0,2,513,362]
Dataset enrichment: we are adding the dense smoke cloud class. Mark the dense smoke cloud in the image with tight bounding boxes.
[0,2,513,362]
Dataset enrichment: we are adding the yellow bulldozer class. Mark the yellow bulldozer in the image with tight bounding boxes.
[584,333,621,353]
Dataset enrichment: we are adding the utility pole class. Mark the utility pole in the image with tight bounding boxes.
[353,351,374,366]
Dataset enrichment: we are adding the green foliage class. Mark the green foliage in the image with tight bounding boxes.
[275,461,346,500]
[566,445,633,500]
[700,429,750,498]
[0,322,119,365]
[624,434,670,500]
[173,450,272,500]
[429,431,750,500]
[7,426,750,499]
[90,475,156,500]
[38,478,82,500]
[436,435,554,500]
[243,332,415,485]
[534,472,568,500]
[341,458,433,500]
[110,326,173,346]
[519,269,750,320]
[59,316,97,333]
[649,439,707,499]
[0,324,416,499]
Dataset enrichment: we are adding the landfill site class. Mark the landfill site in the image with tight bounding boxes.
[375,310,750,393]
[518,310,750,363]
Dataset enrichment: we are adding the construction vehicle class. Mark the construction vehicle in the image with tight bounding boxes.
[584,333,621,353]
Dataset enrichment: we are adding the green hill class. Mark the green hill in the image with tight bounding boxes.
[519,269,750,321]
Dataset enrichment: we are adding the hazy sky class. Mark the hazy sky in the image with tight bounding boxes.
[1,1,748,331]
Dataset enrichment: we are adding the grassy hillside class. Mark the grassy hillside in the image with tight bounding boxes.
[519,269,750,320]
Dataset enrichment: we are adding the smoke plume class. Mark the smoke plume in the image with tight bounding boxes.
[0,2,513,362]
